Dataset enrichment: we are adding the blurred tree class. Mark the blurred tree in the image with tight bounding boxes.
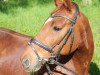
[0,0,29,13]
[0,0,53,12]
[82,0,92,5]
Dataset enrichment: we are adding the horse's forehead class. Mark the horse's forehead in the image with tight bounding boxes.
[44,17,53,24]
[45,17,66,25]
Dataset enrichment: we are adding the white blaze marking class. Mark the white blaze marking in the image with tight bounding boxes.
[45,17,53,24]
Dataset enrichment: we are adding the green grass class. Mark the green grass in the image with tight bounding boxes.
[0,3,55,35]
[0,1,100,75]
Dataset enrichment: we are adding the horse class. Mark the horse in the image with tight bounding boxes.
[0,0,94,75]
[21,0,94,75]
[0,28,30,75]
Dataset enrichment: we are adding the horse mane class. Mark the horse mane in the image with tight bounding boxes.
[51,2,79,15]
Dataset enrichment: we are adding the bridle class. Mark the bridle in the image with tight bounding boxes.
[28,4,78,75]
[28,3,79,75]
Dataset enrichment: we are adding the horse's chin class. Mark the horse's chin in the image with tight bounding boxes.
[24,66,41,74]
[32,66,42,72]
[25,62,43,73]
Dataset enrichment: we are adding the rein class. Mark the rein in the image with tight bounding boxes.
[28,3,79,75]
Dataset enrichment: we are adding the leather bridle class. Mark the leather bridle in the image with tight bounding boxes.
[28,3,79,75]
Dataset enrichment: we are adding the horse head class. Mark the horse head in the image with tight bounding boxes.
[21,0,82,74]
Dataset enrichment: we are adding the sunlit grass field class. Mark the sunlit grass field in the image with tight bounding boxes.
[0,0,100,75]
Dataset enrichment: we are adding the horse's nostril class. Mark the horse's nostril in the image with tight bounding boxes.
[22,59,30,70]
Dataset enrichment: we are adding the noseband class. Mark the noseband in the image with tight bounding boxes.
[28,3,79,75]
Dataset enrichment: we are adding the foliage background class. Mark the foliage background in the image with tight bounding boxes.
[0,0,100,75]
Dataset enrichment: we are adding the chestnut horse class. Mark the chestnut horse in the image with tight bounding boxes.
[21,0,94,75]
[0,0,94,75]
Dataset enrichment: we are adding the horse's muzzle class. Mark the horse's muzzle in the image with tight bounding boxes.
[21,57,43,72]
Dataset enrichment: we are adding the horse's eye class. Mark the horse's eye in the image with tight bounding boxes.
[53,26,62,31]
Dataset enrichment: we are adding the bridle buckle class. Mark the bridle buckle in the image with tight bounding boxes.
[48,53,56,64]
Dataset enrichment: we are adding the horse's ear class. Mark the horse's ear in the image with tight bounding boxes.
[54,0,63,6]
[54,0,72,10]
[63,0,72,9]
